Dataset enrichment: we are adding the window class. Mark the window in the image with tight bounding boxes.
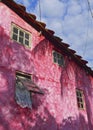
[16,72,32,109]
[76,89,84,109]
[11,24,31,47]
[53,51,64,66]
[15,71,44,109]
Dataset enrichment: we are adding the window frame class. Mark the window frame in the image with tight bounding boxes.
[15,71,32,109]
[11,23,31,48]
[52,50,65,66]
[15,71,44,94]
[16,71,31,80]
[76,89,85,110]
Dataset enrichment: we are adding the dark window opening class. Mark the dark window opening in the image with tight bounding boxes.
[53,51,64,66]
[76,89,84,109]
[15,72,44,109]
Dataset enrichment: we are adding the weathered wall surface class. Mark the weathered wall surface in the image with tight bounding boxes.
[0,2,93,130]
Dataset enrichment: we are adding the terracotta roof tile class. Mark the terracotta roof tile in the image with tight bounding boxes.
[46,29,55,35]
[17,4,26,11]
[36,21,46,28]
[61,42,70,48]
[68,49,76,54]
[54,36,63,42]
[28,13,36,20]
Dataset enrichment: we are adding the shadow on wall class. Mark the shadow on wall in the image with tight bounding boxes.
[60,56,70,96]
[0,26,16,129]
[60,55,93,129]
[75,66,93,130]
[0,26,50,130]
[0,26,35,73]
[0,92,91,130]
[0,67,15,130]
[31,108,90,130]
[59,114,89,130]
[0,26,35,130]
[0,26,93,130]
[32,38,49,57]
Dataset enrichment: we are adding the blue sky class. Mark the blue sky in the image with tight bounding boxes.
[14,0,93,69]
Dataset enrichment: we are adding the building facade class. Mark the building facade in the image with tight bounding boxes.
[0,0,93,130]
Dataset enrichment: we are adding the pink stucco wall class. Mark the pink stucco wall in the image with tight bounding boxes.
[0,2,93,130]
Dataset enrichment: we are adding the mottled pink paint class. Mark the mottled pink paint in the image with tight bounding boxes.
[0,2,93,130]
